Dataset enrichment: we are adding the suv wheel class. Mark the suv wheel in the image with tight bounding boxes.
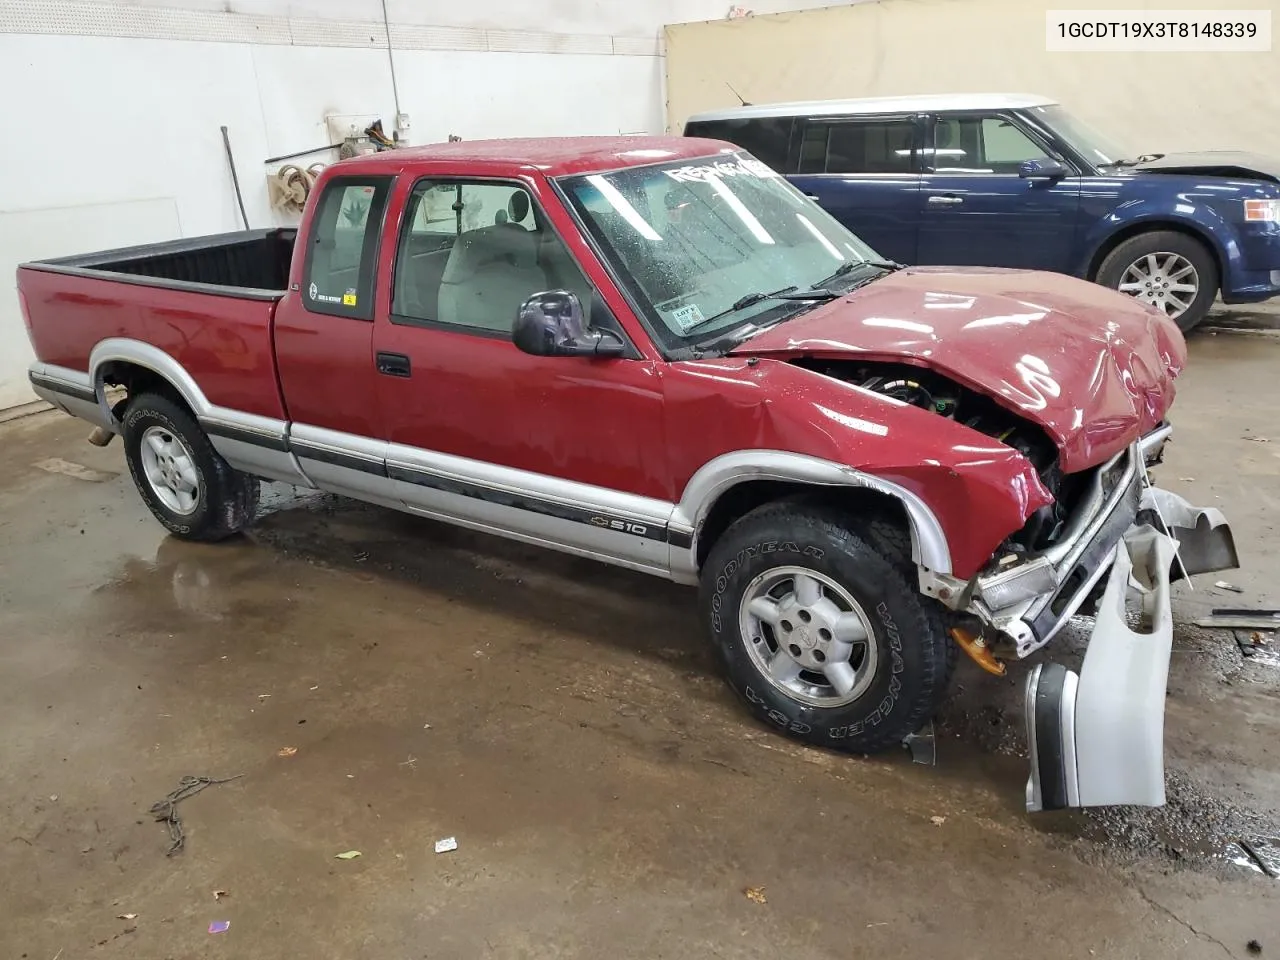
[1096,230,1218,333]
[122,393,260,541]
[700,503,955,754]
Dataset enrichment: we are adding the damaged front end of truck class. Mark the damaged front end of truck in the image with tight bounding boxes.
[918,425,1238,811]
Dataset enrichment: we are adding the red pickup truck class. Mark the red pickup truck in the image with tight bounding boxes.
[18,136,1239,811]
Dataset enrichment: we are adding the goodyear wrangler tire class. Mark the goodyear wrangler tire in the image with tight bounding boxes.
[700,503,953,754]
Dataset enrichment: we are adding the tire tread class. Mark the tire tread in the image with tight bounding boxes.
[703,501,954,754]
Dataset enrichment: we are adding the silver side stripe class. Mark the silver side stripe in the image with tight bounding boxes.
[48,339,955,583]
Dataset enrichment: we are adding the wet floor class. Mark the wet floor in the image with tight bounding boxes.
[3,332,1280,959]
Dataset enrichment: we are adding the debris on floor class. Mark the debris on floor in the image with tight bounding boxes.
[147,774,244,856]
[1197,609,1280,631]
[334,850,362,860]
[930,816,947,826]
[743,886,767,904]
[434,837,458,854]
[1215,581,1245,593]
[213,890,229,901]
[116,913,137,920]
[208,920,230,934]
[1234,837,1280,879]
[902,720,936,765]
[277,746,298,757]
[1248,940,1262,955]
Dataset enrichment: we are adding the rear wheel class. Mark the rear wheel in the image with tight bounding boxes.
[1096,230,1218,333]
[122,393,260,541]
[700,503,954,754]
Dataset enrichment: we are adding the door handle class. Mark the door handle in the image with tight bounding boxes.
[927,195,964,206]
[376,352,411,378]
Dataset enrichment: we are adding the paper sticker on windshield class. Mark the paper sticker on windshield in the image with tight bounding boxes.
[670,303,705,331]
[342,288,358,306]
[664,157,779,184]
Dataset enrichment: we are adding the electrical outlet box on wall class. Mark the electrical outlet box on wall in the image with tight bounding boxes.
[324,113,383,144]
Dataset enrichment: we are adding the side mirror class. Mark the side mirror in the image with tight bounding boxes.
[1019,158,1069,181]
[512,290,626,358]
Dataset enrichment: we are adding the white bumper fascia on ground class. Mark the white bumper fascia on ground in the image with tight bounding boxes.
[1024,487,1238,812]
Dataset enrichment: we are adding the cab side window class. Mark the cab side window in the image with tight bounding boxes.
[392,180,592,335]
[302,177,391,320]
[683,117,793,172]
[798,119,916,174]
[927,115,1051,174]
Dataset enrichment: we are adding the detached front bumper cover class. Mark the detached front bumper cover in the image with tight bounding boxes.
[1025,487,1238,812]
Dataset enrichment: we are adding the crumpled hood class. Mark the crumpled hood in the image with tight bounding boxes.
[729,266,1187,473]
[1133,150,1280,183]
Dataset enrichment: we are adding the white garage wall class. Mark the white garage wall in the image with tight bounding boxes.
[1,0,797,410]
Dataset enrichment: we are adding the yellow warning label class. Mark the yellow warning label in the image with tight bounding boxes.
[342,292,358,306]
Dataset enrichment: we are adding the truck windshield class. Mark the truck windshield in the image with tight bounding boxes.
[1027,104,1133,168]
[558,153,881,350]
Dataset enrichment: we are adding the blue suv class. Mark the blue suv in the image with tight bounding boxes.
[684,94,1280,331]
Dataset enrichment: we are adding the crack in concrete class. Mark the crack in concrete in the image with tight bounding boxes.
[1138,886,1234,958]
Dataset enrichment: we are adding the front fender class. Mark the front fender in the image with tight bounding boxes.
[1078,193,1236,279]
[664,359,1054,581]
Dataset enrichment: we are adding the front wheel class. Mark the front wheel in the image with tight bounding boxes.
[700,503,955,754]
[122,393,260,541]
[1095,230,1218,333]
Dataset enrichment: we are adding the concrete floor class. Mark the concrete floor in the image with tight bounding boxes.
[3,332,1279,960]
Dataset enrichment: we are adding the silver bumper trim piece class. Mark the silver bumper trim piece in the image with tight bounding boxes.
[1139,485,1239,578]
[1024,488,1240,811]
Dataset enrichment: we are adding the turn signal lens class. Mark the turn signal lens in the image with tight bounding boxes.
[1244,198,1280,222]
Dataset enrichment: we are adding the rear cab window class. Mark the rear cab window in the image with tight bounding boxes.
[302,177,392,320]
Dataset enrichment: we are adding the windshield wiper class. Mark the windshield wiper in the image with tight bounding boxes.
[683,285,837,334]
[1109,153,1166,168]
[812,258,904,290]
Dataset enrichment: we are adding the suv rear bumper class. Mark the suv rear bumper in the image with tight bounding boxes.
[1024,492,1237,811]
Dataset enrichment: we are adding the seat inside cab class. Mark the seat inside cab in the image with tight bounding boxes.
[396,187,593,331]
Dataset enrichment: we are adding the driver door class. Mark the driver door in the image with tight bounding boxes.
[916,112,1082,271]
[370,176,674,573]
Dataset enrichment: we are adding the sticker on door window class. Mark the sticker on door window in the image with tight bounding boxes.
[307,280,345,306]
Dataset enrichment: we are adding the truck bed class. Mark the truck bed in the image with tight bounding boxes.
[19,229,296,422]
[23,228,296,298]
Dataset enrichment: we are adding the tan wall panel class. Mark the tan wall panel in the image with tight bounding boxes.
[665,0,1280,156]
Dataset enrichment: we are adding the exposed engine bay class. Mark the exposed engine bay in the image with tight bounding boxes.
[793,360,1088,556]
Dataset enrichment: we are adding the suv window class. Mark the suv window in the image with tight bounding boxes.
[683,117,793,171]
[928,115,1051,174]
[302,177,391,320]
[392,180,591,334]
[798,119,916,175]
